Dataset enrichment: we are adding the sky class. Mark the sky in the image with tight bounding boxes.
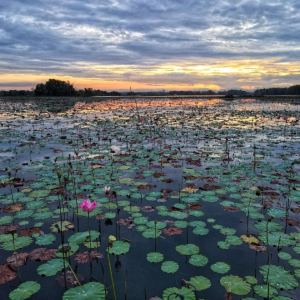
[0,0,300,91]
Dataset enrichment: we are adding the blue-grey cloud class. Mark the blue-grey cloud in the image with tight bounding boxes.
[0,0,300,89]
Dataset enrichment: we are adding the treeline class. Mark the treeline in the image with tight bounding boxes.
[254,85,300,96]
[168,89,250,96]
[0,79,121,97]
[1,79,300,97]
[0,90,34,96]
[35,79,121,96]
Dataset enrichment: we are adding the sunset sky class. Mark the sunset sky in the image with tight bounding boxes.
[1,0,300,91]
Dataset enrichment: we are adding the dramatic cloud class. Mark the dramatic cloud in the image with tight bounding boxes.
[0,0,299,90]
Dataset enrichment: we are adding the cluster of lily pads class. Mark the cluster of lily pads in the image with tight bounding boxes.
[0,97,300,299]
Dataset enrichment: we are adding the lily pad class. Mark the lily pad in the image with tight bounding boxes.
[189,255,208,267]
[36,234,56,246]
[211,262,230,274]
[188,276,211,291]
[259,265,299,290]
[62,282,106,300]
[253,285,278,298]
[220,275,251,295]
[9,281,41,300]
[37,258,64,276]
[108,241,130,255]
[161,261,179,273]
[176,244,199,255]
[2,236,33,250]
[147,252,164,263]
[162,287,195,300]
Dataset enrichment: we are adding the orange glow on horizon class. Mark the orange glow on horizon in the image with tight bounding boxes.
[1,57,299,91]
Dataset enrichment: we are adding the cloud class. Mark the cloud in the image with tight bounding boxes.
[0,0,300,90]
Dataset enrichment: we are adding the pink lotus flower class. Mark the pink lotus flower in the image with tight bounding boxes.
[79,199,97,212]
[104,186,111,193]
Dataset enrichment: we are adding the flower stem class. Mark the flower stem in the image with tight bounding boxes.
[107,245,117,300]
[66,260,82,287]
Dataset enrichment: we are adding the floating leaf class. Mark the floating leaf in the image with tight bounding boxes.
[189,255,208,267]
[36,234,56,246]
[0,264,16,284]
[56,243,79,258]
[162,287,195,300]
[259,265,299,290]
[176,244,199,255]
[278,252,292,260]
[188,276,211,291]
[142,228,162,239]
[253,285,278,298]
[211,262,230,274]
[220,275,251,295]
[50,221,74,232]
[62,282,106,300]
[245,276,257,284]
[147,252,164,263]
[68,231,99,245]
[240,234,260,244]
[37,258,64,276]
[108,241,130,255]
[2,236,32,250]
[0,216,14,225]
[161,261,179,273]
[9,281,41,300]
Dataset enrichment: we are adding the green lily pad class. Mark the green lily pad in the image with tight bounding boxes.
[245,276,257,284]
[142,228,162,239]
[258,232,295,247]
[108,241,130,255]
[29,189,50,198]
[62,282,106,300]
[15,210,34,219]
[188,276,211,291]
[161,261,179,273]
[254,221,283,232]
[220,275,251,295]
[168,211,189,219]
[134,217,148,225]
[162,287,195,300]
[2,236,33,250]
[147,252,164,263]
[0,215,14,225]
[36,234,56,246]
[253,285,278,298]
[176,244,200,255]
[192,227,209,235]
[37,258,64,276]
[68,231,99,245]
[211,262,230,274]
[220,227,236,236]
[147,221,166,229]
[55,243,79,258]
[174,221,189,228]
[259,265,299,290]
[278,252,292,260]
[189,254,208,267]
[9,281,41,300]
[289,259,300,267]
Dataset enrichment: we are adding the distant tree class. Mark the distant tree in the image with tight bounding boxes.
[226,89,249,96]
[84,88,94,97]
[287,84,300,95]
[34,79,76,96]
[34,83,46,96]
